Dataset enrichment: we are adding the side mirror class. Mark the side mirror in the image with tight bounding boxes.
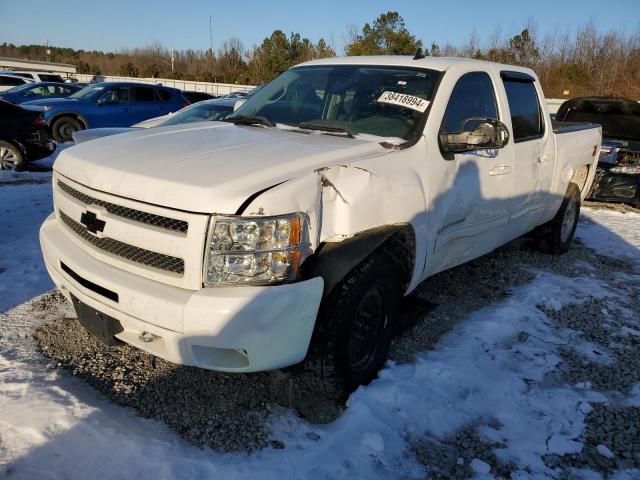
[97,96,113,106]
[440,117,510,154]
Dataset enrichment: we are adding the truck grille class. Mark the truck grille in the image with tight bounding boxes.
[59,210,185,274]
[57,181,188,234]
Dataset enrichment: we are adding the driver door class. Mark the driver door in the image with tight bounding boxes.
[431,71,514,270]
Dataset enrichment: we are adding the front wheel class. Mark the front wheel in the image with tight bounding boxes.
[0,141,24,171]
[299,253,401,400]
[534,182,581,254]
[52,116,82,143]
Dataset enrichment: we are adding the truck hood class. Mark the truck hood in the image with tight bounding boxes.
[54,122,389,214]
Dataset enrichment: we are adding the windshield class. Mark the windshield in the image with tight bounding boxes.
[231,65,439,140]
[5,83,34,93]
[160,102,233,126]
[68,84,106,99]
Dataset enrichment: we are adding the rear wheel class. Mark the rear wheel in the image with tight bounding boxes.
[534,182,581,254]
[52,116,82,143]
[299,253,401,400]
[0,141,24,171]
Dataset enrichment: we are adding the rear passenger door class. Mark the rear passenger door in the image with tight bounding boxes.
[501,72,553,230]
[131,86,164,123]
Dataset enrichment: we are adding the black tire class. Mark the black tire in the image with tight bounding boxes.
[52,116,82,143]
[299,253,401,400]
[0,140,24,171]
[534,182,581,254]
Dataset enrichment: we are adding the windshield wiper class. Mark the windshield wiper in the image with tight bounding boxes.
[297,122,355,138]
[225,115,275,128]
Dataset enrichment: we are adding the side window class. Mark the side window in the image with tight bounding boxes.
[29,86,47,96]
[134,86,156,102]
[441,72,498,133]
[100,87,131,103]
[502,78,543,142]
[0,76,25,86]
[155,89,173,101]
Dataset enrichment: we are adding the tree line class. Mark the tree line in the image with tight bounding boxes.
[1,12,638,98]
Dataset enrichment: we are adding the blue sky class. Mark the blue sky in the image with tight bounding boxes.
[1,0,639,54]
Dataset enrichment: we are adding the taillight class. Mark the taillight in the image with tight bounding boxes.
[33,113,47,126]
[592,145,598,156]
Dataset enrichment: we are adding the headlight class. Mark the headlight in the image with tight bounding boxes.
[203,213,304,286]
[610,165,640,174]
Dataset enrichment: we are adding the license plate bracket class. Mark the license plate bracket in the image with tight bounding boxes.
[71,295,124,346]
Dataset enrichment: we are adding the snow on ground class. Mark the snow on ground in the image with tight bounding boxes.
[1,156,639,479]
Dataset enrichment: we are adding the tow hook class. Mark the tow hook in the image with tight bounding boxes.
[138,331,157,343]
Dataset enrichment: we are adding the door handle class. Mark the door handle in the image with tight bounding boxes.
[538,154,552,164]
[489,165,512,176]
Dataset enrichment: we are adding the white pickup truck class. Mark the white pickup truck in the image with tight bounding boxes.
[40,55,601,399]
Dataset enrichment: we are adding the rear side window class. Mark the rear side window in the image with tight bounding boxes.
[156,89,173,101]
[135,86,156,102]
[502,76,543,142]
[441,72,498,133]
[0,76,25,86]
[40,74,64,82]
[13,73,34,80]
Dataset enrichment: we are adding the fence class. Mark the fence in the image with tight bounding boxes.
[74,74,255,96]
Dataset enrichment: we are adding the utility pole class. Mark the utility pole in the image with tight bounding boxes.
[45,39,51,62]
[171,48,175,73]
[209,15,213,55]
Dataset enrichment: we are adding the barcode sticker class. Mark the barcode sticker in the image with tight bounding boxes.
[376,91,430,112]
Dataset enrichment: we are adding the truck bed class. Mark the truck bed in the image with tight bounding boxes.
[552,120,601,134]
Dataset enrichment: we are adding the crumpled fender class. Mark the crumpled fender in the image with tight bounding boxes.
[239,151,428,295]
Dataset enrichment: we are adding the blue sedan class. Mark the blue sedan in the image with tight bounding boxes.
[22,82,189,142]
[0,82,82,105]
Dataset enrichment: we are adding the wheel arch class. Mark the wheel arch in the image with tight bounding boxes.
[50,112,89,129]
[301,224,416,299]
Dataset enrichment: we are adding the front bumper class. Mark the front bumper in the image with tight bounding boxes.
[40,213,324,372]
[589,169,640,206]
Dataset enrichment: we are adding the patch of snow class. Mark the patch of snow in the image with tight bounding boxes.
[470,458,491,474]
[577,208,640,262]
[596,444,614,459]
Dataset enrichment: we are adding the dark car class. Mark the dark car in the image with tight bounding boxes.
[0,82,82,105]
[22,82,189,142]
[0,100,55,170]
[181,91,216,103]
[557,96,640,206]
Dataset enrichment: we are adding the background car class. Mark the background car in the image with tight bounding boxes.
[0,74,33,92]
[0,70,66,83]
[72,97,237,144]
[21,82,190,142]
[0,82,82,104]
[0,99,54,170]
[222,90,250,99]
[557,96,640,206]
[181,91,217,103]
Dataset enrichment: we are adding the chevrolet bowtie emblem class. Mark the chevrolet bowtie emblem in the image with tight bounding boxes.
[80,211,106,234]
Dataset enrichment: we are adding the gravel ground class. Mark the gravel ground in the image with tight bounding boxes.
[406,238,640,478]
[33,223,640,471]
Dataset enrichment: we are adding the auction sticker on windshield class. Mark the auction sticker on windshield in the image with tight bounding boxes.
[376,91,430,112]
